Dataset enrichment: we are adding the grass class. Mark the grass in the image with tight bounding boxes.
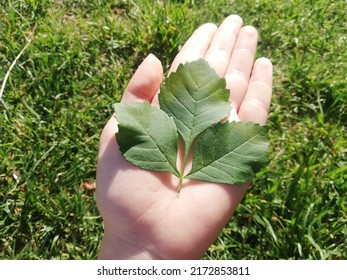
[1,0,346,259]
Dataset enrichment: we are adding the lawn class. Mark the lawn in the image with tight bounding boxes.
[1,0,346,259]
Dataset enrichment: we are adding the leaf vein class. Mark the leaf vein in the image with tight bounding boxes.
[169,92,194,116]
[191,132,262,174]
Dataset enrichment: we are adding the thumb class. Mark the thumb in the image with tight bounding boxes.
[121,54,163,104]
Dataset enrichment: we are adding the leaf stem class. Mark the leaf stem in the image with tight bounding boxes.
[177,142,190,193]
[177,176,184,193]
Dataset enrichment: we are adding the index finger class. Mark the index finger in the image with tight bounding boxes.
[169,23,217,73]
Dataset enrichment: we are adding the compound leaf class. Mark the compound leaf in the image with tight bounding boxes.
[159,59,231,158]
[186,121,269,184]
[114,60,269,191]
[114,101,180,177]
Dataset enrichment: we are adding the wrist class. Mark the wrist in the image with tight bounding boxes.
[98,230,161,260]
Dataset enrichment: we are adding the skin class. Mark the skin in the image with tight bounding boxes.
[96,15,273,260]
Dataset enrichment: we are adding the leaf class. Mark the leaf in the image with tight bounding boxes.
[186,121,269,185]
[114,101,180,177]
[80,180,96,191]
[114,60,269,191]
[159,59,231,158]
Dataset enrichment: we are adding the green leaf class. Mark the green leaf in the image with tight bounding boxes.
[114,101,180,177]
[186,121,269,184]
[114,60,269,191]
[159,59,231,159]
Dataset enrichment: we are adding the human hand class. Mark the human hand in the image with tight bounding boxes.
[96,15,273,260]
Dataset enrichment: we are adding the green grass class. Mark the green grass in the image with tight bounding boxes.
[1,0,346,259]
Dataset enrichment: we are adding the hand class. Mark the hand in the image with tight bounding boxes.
[96,15,273,260]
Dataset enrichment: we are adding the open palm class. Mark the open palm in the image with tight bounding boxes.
[96,15,272,259]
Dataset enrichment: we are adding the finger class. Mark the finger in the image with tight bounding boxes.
[169,23,217,73]
[98,116,119,159]
[121,54,163,104]
[225,26,258,110]
[204,14,243,76]
[238,57,273,125]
